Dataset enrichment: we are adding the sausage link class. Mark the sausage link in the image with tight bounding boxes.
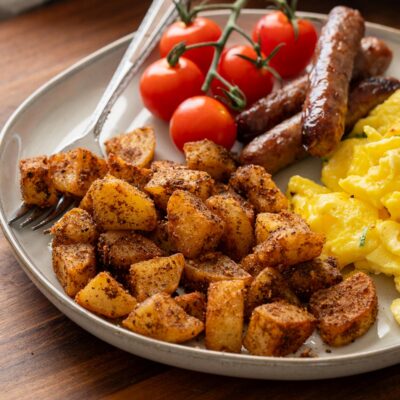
[240,76,400,174]
[301,6,365,157]
[236,35,391,144]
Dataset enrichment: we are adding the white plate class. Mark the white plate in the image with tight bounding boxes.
[1,10,400,380]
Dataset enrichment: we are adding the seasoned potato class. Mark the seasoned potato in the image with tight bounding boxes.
[183,139,237,181]
[49,148,108,197]
[107,153,152,189]
[151,160,188,172]
[148,220,176,255]
[122,292,204,343]
[145,168,214,209]
[19,155,59,207]
[243,302,316,356]
[229,165,288,213]
[75,271,137,318]
[286,257,342,301]
[184,252,252,292]
[240,253,266,277]
[51,208,98,245]
[205,280,245,353]
[309,272,378,347]
[174,292,206,322]
[167,190,224,259]
[91,175,157,231]
[246,267,299,316]
[252,225,325,271]
[205,192,255,261]
[255,211,309,244]
[98,231,163,272]
[52,243,96,297]
[129,253,185,301]
[79,179,97,214]
[104,127,155,167]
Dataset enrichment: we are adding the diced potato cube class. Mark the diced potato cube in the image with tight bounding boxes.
[229,165,288,213]
[122,293,204,343]
[107,153,152,189]
[129,253,185,301]
[51,207,98,245]
[255,211,309,244]
[104,127,155,167]
[49,148,108,197]
[206,192,254,261]
[91,175,157,231]
[52,243,96,297]
[75,271,137,318]
[167,190,224,259]
[243,302,316,356]
[19,156,59,207]
[148,220,177,255]
[145,168,214,209]
[174,292,206,322]
[150,160,188,172]
[205,280,246,353]
[183,139,237,181]
[98,231,164,272]
[184,252,252,292]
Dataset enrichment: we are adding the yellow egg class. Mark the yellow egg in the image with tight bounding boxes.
[377,220,400,256]
[382,192,400,221]
[390,299,400,325]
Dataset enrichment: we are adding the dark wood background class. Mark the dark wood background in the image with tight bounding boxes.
[1,1,400,398]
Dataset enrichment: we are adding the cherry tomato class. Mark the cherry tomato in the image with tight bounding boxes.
[170,96,237,150]
[140,57,204,121]
[211,45,274,106]
[159,17,222,74]
[253,11,317,78]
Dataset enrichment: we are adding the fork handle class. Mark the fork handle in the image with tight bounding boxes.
[89,0,184,140]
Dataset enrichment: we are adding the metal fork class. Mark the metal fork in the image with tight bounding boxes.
[9,0,184,230]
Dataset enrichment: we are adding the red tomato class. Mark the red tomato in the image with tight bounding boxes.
[170,96,237,151]
[139,57,204,121]
[253,11,317,78]
[211,45,274,106]
[159,17,222,74]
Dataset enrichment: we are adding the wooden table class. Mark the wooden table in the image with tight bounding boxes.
[1,0,400,398]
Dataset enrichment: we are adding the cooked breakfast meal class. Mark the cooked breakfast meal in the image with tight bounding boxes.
[15,0,400,356]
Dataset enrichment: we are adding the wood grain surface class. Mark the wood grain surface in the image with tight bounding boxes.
[1,0,400,399]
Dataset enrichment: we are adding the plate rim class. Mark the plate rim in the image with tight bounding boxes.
[1,9,400,374]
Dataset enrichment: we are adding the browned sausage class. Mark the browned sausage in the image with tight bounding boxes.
[301,7,365,157]
[236,37,392,143]
[240,76,400,174]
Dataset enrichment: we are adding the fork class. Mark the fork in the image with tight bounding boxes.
[9,0,184,230]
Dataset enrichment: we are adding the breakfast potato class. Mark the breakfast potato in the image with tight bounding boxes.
[229,165,288,213]
[98,231,164,272]
[49,148,108,197]
[91,175,157,231]
[122,292,204,343]
[107,153,152,189]
[145,168,214,209]
[75,271,137,318]
[19,155,59,207]
[167,190,224,259]
[52,243,97,297]
[183,252,252,292]
[246,267,299,316]
[243,302,316,356]
[129,253,185,301]
[309,272,378,347]
[255,211,309,244]
[148,220,176,255]
[205,192,255,261]
[252,224,325,271]
[285,257,342,301]
[150,160,188,172]
[51,208,98,246]
[183,139,237,181]
[240,253,265,277]
[78,179,97,214]
[174,292,206,322]
[205,280,246,353]
[104,127,155,167]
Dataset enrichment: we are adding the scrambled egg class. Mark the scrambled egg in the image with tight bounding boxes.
[288,90,400,323]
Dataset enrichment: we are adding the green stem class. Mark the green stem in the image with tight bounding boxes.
[231,25,256,47]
